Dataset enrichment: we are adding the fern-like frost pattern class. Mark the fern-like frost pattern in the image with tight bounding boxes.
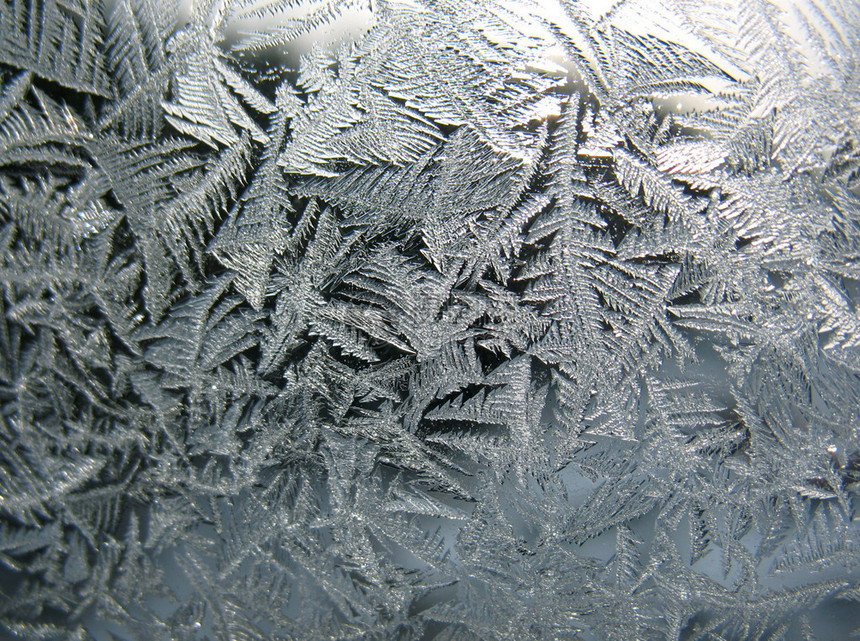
[0,0,858,639]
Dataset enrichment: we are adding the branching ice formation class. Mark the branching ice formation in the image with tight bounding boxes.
[0,1,858,639]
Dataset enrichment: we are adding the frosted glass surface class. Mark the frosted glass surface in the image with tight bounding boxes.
[0,1,858,639]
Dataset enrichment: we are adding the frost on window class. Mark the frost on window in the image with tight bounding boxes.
[0,0,858,639]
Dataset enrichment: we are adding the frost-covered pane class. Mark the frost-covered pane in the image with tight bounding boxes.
[0,1,858,639]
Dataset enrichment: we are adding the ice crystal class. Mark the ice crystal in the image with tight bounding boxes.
[0,1,858,639]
